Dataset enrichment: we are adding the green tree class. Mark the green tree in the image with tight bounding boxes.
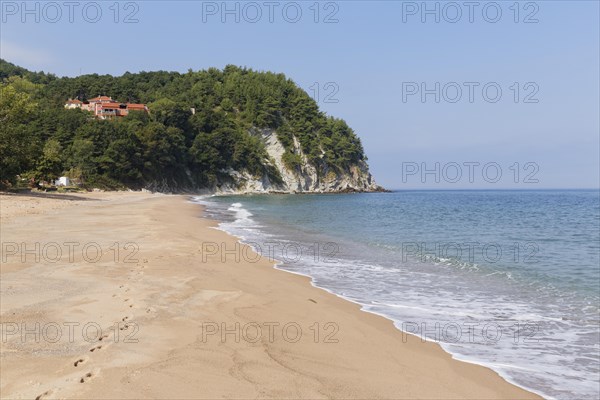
[37,139,63,181]
[67,139,96,182]
[0,80,38,185]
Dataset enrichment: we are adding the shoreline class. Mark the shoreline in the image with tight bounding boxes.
[1,192,541,399]
[201,196,548,400]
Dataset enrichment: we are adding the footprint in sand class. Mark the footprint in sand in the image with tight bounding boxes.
[120,315,134,330]
[98,333,109,342]
[89,345,102,352]
[35,390,53,400]
[127,273,143,281]
[74,357,87,367]
[115,285,130,296]
[79,372,93,383]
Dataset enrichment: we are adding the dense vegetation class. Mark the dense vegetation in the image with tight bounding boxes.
[0,60,367,190]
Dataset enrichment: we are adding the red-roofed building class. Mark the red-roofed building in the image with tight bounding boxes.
[97,102,126,118]
[64,99,83,109]
[66,96,149,119]
[88,96,113,102]
[125,104,148,112]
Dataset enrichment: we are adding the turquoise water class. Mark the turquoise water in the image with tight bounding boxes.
[194,190,600,399]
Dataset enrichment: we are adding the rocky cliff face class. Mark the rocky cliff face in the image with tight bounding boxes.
[215,128,382,194]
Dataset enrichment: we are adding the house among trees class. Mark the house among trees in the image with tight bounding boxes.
[64,98,83,109]
[65,96,148,119]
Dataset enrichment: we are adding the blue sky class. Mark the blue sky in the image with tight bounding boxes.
[1,1,599,189]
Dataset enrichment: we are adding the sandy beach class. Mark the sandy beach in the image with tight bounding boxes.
[0,191,540,399]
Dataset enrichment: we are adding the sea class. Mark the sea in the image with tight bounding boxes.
[192,190,600,399]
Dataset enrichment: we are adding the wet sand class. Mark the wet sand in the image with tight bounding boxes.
[0,192,540,399]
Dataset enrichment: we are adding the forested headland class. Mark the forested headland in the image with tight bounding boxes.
[0,60,372,192]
